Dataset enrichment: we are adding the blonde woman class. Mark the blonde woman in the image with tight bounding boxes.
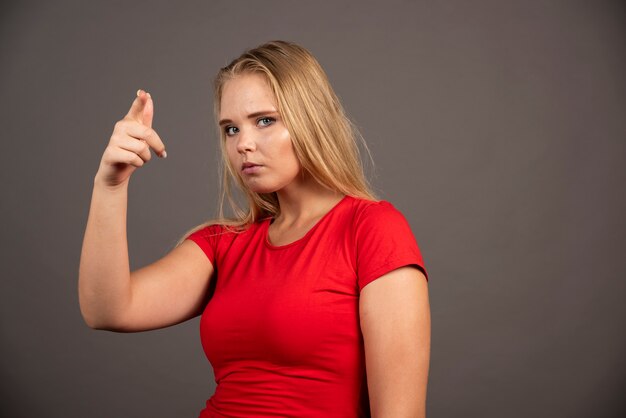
[79,40,431,417]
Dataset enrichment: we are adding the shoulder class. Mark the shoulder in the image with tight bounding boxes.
[345,196,409,226]
[348,197,428,288]
[184,220,263,261]
[345,196,417,246]
[186,223,225,240]
[188,219,266,237]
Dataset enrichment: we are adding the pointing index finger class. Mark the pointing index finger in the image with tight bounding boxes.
[125,89,148,123]
[125,89,166,158]
[142,92,153,128]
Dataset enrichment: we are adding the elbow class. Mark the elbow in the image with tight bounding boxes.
[78,293,104,330]
[79,306,113,331]
[78,285,130,331]
[78,298,126,332]
[80,312,128,332]
[80,312,107,330]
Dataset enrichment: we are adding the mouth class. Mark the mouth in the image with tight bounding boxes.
[241,162,263,174]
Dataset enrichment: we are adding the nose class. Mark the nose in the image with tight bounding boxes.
[236,127,257,154]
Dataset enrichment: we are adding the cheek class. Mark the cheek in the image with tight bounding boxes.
[225,142,240,171]
[276,130,299,167]
[225,138,237,157]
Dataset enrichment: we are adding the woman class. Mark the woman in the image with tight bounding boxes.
[79,40,430,417]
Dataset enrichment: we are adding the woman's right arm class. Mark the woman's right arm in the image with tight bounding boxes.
[78,90,214,332]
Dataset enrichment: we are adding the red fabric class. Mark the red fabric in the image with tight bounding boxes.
[186,195,427,417]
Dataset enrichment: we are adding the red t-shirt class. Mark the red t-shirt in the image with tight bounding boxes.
[186,195,428,417]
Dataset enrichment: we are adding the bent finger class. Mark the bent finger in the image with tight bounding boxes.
[118,137,152,163]
[120,120,167,158]
[110,147,146,168]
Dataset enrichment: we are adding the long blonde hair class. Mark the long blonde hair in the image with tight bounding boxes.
[174,40,378,247]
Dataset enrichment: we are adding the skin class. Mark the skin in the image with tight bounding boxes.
[80,79,430,416]
[218,73,346,242]
[360,266,431,417]
[79,90,212,332]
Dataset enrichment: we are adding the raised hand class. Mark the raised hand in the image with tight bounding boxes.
[94,89,167,189]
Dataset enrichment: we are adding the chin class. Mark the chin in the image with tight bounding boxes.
[243,181,280,195]
[249,187,276,195]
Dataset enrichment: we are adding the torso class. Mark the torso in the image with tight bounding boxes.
[197,194,369,417]
[186,194,426,417]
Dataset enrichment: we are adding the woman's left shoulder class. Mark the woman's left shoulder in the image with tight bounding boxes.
[347,196,407,221]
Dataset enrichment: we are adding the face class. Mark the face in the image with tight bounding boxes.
[219,73,302,194]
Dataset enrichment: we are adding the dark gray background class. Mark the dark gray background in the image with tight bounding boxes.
[1,1,624,417]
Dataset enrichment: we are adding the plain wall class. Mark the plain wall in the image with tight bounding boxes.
[1,1,624,417]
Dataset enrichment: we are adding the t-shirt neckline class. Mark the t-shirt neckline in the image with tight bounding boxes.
[263,195,350,250]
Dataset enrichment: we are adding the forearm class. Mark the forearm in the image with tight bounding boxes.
[78,179,132,328]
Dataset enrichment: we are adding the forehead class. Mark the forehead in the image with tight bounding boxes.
[220,73,277,118]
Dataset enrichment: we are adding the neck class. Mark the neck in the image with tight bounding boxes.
[273,172,345,226]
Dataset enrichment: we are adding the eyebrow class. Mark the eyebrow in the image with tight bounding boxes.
[218,110,279,126]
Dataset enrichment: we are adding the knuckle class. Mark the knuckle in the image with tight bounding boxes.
[114,120,125,131]
[103,145,115,157]
[109,133,122,144]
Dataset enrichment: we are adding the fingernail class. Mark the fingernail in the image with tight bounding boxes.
[161,150,167,158]
[136,89,143,97]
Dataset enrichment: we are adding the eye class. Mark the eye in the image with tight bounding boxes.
[257,117,275,127]
[224,126,238,136]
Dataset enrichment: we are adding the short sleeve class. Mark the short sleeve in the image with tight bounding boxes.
[355,201,428,291]
[185,224,223,266]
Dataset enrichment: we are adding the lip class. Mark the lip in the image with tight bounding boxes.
[241,162,263,174]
